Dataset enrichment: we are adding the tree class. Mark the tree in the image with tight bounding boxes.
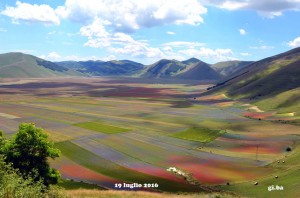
[0,130,3,147]
[0,155,64,198]
[1,123,61,186]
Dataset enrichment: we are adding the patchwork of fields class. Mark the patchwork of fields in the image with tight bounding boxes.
[0,77,299,197]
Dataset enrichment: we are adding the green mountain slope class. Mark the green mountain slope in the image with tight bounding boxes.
[140,58,221,81]
[139,59,187,78]
[211,60,253,76]
[56,60,144,76]
[0,52,82,78]
[254,87,300,116]
[208,47,300,99]
[206,47,300,121]
[176,61,221,80]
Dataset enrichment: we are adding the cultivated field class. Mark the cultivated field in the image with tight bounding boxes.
[0,77,299,197]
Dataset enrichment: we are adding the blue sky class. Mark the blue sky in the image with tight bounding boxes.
[1,0,300,64]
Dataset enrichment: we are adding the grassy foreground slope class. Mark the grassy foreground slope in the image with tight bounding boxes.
[254,87,300,118]
[64,190,240,198]
[211,61,253,76]
[220,141,300,198]
[206,47,300,121]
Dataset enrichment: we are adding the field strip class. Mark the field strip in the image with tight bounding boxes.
[95,135,171,165]
[75,111,184,127]
[0,112,20,119]
[94,98,171,106]
[72,136,187,183]
[72,137,159,168]
[0,117,20,134]
[15,117,99,138]
[0,79,37,85]
[21,103,81,113]
[124,132,252,163]
[7,104,91,124]
[56,141,201,192]
[51,155,121,189]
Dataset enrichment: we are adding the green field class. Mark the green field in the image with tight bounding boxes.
[74,121,131,134]
[172,127,227,143]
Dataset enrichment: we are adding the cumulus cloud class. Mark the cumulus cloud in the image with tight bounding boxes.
[288,37,300,48]
[79,18,164,58]
[163,46,173,52]
[39,52,61,60]
[202,0,300,18]
[56,0,207,32]
[1,1,60,25]
[239,28,246,35]
[179,47,235,61]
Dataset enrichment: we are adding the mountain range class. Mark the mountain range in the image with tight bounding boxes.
[0,52,82,78]
[0,52,253,81]
[1,48,300,117]
[1,48,300,96]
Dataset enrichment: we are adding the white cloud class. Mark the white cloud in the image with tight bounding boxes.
[162,41,206,48]
[179,47,236,61]
[79,18,165,59]
[163,46,173,52]
[109,42,164,58]
[239,28,246,35]
[80,18,111,38]
[288,37,300,48]
[39,52,61,60]
[250,45,274,50]
[167,31,176,35]
[1,1,60,25]
[0,28,7,32]
[218,1,248,10]
[39,53,116,61]
[202,0,300,18]
[64,54,116,61]
[47,31,57,35]
[48,52,61,59]
[56,0,207,32]
[240,52,251,56]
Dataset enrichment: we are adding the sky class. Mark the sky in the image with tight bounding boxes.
[1,0,300,64]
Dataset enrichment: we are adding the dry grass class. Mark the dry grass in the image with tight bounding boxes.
[65,189,241,198]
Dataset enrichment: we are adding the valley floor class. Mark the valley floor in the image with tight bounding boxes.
[0,77,299,198]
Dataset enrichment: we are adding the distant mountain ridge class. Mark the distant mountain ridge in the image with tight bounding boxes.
[0,52,253,80]
[139,58,221,81]
[56,60,144,76]
[0,52,82,78]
